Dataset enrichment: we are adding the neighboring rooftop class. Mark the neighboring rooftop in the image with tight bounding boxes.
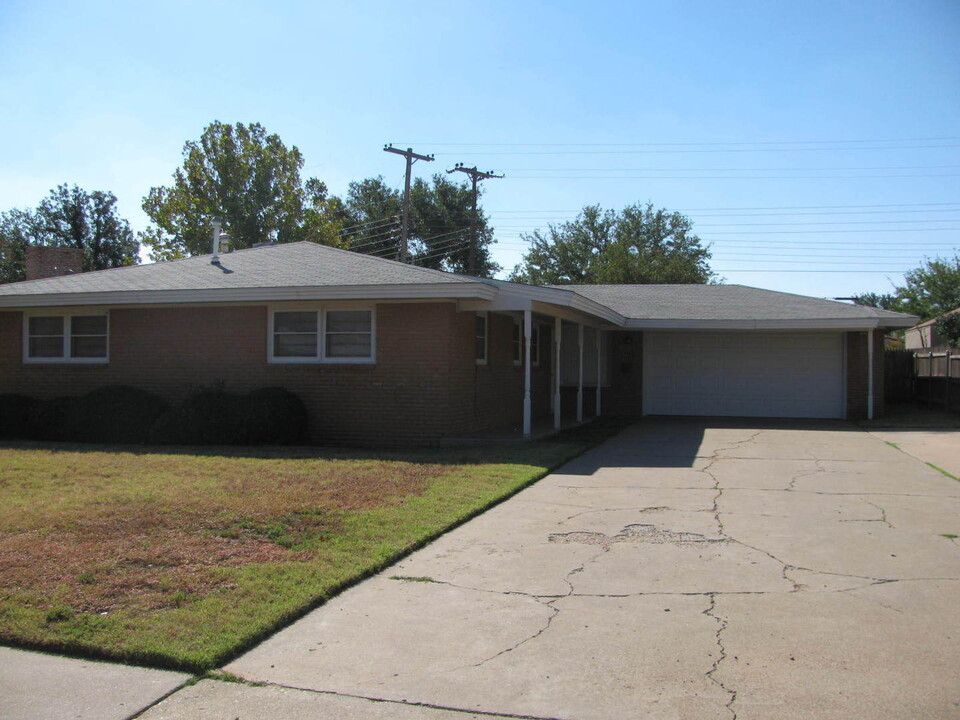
[558,284,917,324]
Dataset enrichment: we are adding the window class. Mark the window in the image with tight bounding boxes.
[25,313,108,363]
[475,312,487,365]
[512,321,522,365]
[513,322,540,367]
[273,311,318,358]
[270,306,374,363]
[325,310,372,359]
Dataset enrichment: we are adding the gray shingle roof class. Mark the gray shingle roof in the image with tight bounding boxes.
[0,241,479,296]
[556,284,916,323]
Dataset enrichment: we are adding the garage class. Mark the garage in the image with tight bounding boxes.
[642,331,845,419]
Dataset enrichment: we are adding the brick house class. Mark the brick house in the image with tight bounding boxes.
[0,242,917,444]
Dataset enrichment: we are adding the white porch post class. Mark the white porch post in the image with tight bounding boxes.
[596,329,602,417]
[523,310,532,437]
[554,317,562,429]
[577,323,584,422]
[867,329,875,420]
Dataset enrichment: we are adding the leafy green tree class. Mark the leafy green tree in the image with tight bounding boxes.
[894,255,960,320]
[0,209,32,283]
[342,173,498,276]
[852,292,899,311]
[510,203,714,285]
[142,121,344,261]
[0,185,138,283]
[33,185,139,271]
[935,312,960,348]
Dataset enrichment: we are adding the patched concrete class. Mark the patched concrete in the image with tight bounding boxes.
[0,646,188,720]
[189,419,960,719]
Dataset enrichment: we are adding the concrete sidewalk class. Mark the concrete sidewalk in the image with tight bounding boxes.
[0,646,188,720]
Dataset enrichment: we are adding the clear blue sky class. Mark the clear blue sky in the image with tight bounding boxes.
[1,0,958,298]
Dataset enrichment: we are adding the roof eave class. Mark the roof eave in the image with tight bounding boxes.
[0,282,497,309]
[623,316,919,330]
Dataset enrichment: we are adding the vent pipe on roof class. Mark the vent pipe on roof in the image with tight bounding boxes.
[211,220,222,264]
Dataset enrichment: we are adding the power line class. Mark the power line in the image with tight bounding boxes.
[431,144,960,156]
[392,136,960,147]
[446,164,503,276]
[500,173,960,179]
[497,165,960,172]
[338,216,399,235]
[383,145,435,263]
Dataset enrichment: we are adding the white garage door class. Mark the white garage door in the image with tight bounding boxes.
[643,332,844,419]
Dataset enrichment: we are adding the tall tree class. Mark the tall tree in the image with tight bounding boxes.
[0,185,138,283]
[142,121,344,261]
[0,209,32,283]
[33,185,139,271]
[341,173,498,276]
[511,203,714,285]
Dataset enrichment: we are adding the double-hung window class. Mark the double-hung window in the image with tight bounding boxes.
[270,306,374,363]
[24,312,109,363]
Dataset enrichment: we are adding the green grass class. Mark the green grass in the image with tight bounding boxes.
[0,418,631,672]
[927,462,959,482]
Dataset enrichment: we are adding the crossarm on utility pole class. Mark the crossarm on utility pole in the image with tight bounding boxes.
[383,145,434,263]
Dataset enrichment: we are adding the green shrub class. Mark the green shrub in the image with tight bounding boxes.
[31,386,168,443]
[244,387,308,444]
[0,394,39,439]
[149,386,308,446]
[32,396,78,441]
[71,386,169,443]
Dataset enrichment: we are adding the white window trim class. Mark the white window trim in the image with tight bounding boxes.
[22,309,110,364]
[475,311,488,366]
[267,303,376,365]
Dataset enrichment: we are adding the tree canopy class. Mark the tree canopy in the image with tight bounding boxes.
[341,174,498,276]
[0,185,138,283]
[141,121,344,261]
[510,203,714,285]
[854,254,960,320]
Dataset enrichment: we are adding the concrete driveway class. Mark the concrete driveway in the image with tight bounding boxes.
[145,419,960,720]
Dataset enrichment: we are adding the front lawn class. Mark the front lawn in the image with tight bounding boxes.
[0,422,624,671]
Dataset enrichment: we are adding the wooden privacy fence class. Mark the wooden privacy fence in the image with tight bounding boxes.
[885,349,915,403]
[914,349,960,413]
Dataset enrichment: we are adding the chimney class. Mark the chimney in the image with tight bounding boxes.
[25,246,84,281]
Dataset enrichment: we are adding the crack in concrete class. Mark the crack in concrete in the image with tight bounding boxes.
[267,680,579,720]
[703,593,737,720]
[563,505,669,521]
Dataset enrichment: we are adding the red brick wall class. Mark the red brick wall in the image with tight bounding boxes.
[25,246,83,280]
[0,302,549,445]
[845,330,885,420]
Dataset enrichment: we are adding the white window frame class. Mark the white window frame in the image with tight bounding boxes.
[22,309,109,364]
[475,311,488,366]
[267,303,376,365]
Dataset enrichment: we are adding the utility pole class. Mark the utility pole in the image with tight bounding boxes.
[383,144,434,263]
[446,163,503,276]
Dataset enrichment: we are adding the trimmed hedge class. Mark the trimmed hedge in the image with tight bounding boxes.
[0,394,39,439]
[28,386,169,443]
[149,386,308,446]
